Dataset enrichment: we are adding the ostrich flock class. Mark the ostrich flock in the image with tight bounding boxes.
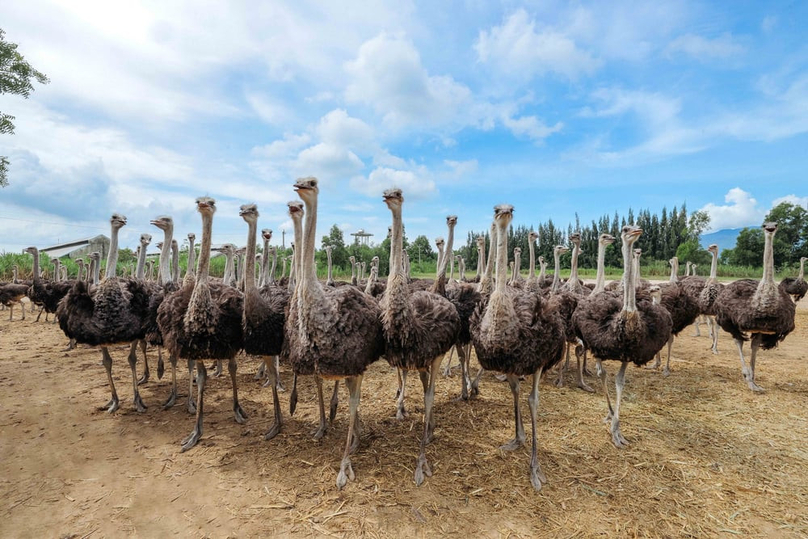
[1,177,804,492]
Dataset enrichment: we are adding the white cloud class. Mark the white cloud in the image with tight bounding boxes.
[444,159,478,179]
[315,109,375,150]
[700,188,765,231]
[349,167,436,199]
[475,9,600,81]
[294,143,364,181]
[772,194,808,209]
[666,33,744,61]
[762,16,778,33]
[501,114,563,142]
[251,133,312,160]
[246,92,295,126]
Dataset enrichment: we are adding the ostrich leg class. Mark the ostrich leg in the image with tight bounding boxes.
[127,342,147,412]
[610,361,630,448]
[662,336,675,377]
[228,357,248,423]
[500,374,525,451]
[395,368,408,420]
[186,358,196,414]
[162,353,179,409]
[453,344,471,401]
[528,368,547,491]
[137,339,150,385]
[312,376,328,439]
[575,344,595,392]
[181,361,206,452]
[745,334,764,392]
[289,374,298,416]
[709,316,719,354]
[442,346,456,377]
[99,347,120,413]
[156,346,165,380]
[329,380,340,423]
[554,343,570,388]
[414,355,443,486]
[264,356,283,440]
[596,358,615,423]
[336,375,363,490]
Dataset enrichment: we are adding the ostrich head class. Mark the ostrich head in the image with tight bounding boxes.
[382,188,403,209]
[261,229,272,241]
[554,245,569,257]
[349,255,355,264]
[435,237,445,249]
[599,233,616,246]
[569,231,581,245]
[293,176,319,203]
[89,252,101,262]
[287,200,304,218]
[325,245,333,254]
[140,233,152,246]
[529,231,538,243]
[514,247,522,256]
[648,285,662,304]
[707,244,718,254]
[538,256,545,264]
[187,232,196,243]
[476,236,485,248]
[239,203,259,223]
[150,216,173,231]
[110,213,127,229]
[621,225,643,245]
[446,215,457,227]
[372,255,379,267]
[23,246,37,256]
[196,196,216,216]
[267,247,276,255]
[669,256,677,268]
[493,204,514,226]
[762,222,777,234]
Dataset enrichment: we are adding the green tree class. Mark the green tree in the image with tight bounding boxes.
[764,202,808,265]
[676,240,710,267]
[724,227,764,266]
[321,224,348,269]
[1,29,50,186]
[688,210,710,240]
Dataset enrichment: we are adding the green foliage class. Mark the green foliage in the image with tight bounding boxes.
[1,28,50,187]
[764,202,808,264]
[676,240,711,267]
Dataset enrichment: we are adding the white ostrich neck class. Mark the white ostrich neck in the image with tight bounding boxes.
[53,259,61,281]
[299,195,323,300]
[669,260,677,282]
[106,226,121,279]
[494,219,509,294]
[594,242,607,294]
[135,243,148,279]
[551,251,561,291]
[31,249,40,282]
[268,250,277,283]
[528,241,536,279]
[187,238,196,276]
[436,244,444,268]
[622,241,637,313]
[326,249,333,281]
[171,244,179,280]
[244,220,257,291]
[196,212,214,284]
[388,205,405,280]
[569,242,580,281]
[799,259,805,280]
[758,231,776,293]
[224,252,235,282]
[538,260,546,282]
[159,227,174,285]
[633,255,641,281]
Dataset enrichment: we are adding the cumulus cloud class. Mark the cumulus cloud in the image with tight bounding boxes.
[772,194,808,209]
[700,188,765,231]
[315,109,375,150]
[293,143,364,181]
[349,167,436,199]
[665,33,744,61]
[475,9,601,81]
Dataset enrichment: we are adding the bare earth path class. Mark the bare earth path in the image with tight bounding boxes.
[1,302,806,538]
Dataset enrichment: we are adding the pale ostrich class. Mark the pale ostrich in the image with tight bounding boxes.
[573,225,672,448]
[698,245,724,354]
[714,223,795,392]
[185,232,197,283]
[259,229,272,287]
[324,245,335,286]
[56,214,152,413]
[550,245,569,293]
[157,198,245,451]
[781,256,807,303]
[380,188,460,486]
[525,231,540,292]
[470,204,565,491]
[285,177,384,489]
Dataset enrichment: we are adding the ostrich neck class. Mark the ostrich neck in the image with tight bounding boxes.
[476,243,484,277]
[799,258,805,281]
[244,220,257,292]
[538,261,546,283]
[551,251,561,292]
[171,243,179,281]
[758,231,776,292]
[53,259,61,281]
[159,227,174,285]
[528,241,536,280]
[187,237,196,277]
[388,204,405,281]
[436,244,444,269]
[622,241,637,313]
[260,238,269,285]
[494,219,509,294]
[299,193,325,307]
[326,249,333,283]
[93,259,101,284]
[31,249,41,284]
[223,252,234,283]
[105,226,121,279]
[195,212,214,284]
[479,223,497,294]
[268,250,277,284]
[593,242,607,294]
[669,260,678,283]
[135,243,148,279]
[569,242,580,282]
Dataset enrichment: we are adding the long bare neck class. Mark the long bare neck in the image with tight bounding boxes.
[223,253,234,283]
[300,195,323,299]
[53,260,61,281]
[260,238,269,286]
[436,244,444,269]
[326,249,333,283]
[528,241,536,281]
[196,213,214,284]
[669,259,678,283]
[244,221,257,292]
[622,241,637,313]
[759,231,775,288]
[31,249,41,283]
[569,242,580,283]
[551,251,562,292]
[171,244,179,282]
[268,250,277,284]
[799,259,805,281]
[479,224,497,294]
[494,220,509,295]
[685,262,691,276]
[707,252,717,281]
[594,242,608,294]
[135,244,148,279]
[538,259,546,283]
[159,228,174,285]
[388,205,405,283]
[106,226,121,279]
[187,237,196,278]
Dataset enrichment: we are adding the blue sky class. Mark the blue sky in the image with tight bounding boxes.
[1,0,807,253]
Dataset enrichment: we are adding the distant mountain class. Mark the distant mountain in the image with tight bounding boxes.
[700,228,742,252]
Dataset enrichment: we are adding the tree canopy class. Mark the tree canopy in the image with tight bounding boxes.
[722,202,808,267]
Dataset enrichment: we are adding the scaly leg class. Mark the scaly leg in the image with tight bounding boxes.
[210,359,223,377]
[228,357,248,423]
[442,346,455,377]
[156,345,165,380]
[336,376,363,490]
[470,364,484,397]
[596,358,614,423]
[255,358,266,381]
[100,346,119,413]
[264,356,283,440]
[312,376,328,439]
[181,361,206,452]
[746,334,764,392]
[162,353,178,409]
[396,368,408,420]
[329,380,339,423]
[692,318,701,337]
[289,374,298,416]
[500,373,525,450]
[137,339,150,385]
[414,355,443,486]
[127,342,147,412]
[454,343,471,401]
[554,342,569,387]
[528,368,547,491]
[575,344,595,392]
[709,316,719,354]
[186,358,196,414]
[662,335,674,377]
[735,338,749,380]
[610,362,629,448]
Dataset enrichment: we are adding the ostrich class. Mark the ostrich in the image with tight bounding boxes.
[285,177,384,489]
[324,245,335,286]
[698,245,724,354]
[259,229,273,286]
[781,256,807,303]
[240,203,290,441]
[525,231,540,292]
[56,214,152,413]
[715,223,795,392]
[0,280,28,320]
[132,233,154,385]
[470,204,565,491]
[645,257,700,376]
[550,245,569,293]
[25,247,72,323]
[573,225,672,448]
[185,232,197,283]
[157,197,245,451]
[380,188,460,486]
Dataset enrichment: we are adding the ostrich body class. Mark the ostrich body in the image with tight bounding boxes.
[780,257,807,303]
[573,225,672,448]
[470,204,565,491]
[697,245,724,353]
[157,198,245,451]
[380,188,460,486]
[714,223,795,392]
[284,177,384,489]
[56,214,152,413]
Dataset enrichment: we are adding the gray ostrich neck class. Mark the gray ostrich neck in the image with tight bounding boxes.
[799,258,805,280]
[53,259,61,281]
[514,250,521,280]
[106,225,121,279]
[707,251,717,281]
[223,252,234,283]
[268,249,277,284]
[479,223,497,293]
[569,241,580,283]
[299,195,324,304]
[289,245,297,291]
[494,219,509,295]
[622,240,637,313]
[172,243,179,281]
[187,237,196,278]
[685,262,691,276]
[196,212,213,284]
[757,231,776,295]
[551,251,562,292]
[436,244,444,270]
[593,241,608,294]
[476,242,484,277]
[326,249,333,283]
[30,248,41,284]
[669,259,678,283]
[93,259,101,284]
[528,241,536,280]
[135,243,148,279]
[443,220,456,278]
[633,254,641,282]
[244,221,257,292]
[388,204,405,281]
[260,238,269,286]
[159,227,174,286]
[538,260,546,283]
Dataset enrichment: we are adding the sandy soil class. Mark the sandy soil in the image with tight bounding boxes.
[1,300,806,538]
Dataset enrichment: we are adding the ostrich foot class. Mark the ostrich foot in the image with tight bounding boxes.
[210,361,223,377]
[186,397,196,415]
[396,404,406,421]
[312,423,327,440]
[662,366,671,378]
[470,381,480,398]
[100,396,120,414]
[499,437,524,451]
[234,404,248,424]
[137,370,150,386]
[645,359,660,370]
[162,387,177,409]
[180,428,202,452]
[414,455,432,486]
[602,412,613,424]
[133,393,147,413]
[711,346,719,355]
[255,362,266,380]
[494,374,508,382]
[530,463,548,491]
[264,421,281,441]
[610,422,629,449]
[553,376,565,388]
[583,366,595,377]
[336,457,355,490]
[276,379,285,392]
[577,380,595,393]
[746,379,765,392]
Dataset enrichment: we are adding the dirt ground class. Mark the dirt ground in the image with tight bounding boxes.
[1,299,807,538]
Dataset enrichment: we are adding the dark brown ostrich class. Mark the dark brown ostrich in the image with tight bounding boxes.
[380,188,460,486]
[284,177,384,490]
[0,281,28,321]
[714,223,796,392]
[24,247,73,323]
[157,198,245,451]
[697,244,724,354]
[780,256,807,303]
[645,257,701,376]
[240,203,290,441]
[470,204,565,491]
[573,225,672,448]
[56,214,153,413]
